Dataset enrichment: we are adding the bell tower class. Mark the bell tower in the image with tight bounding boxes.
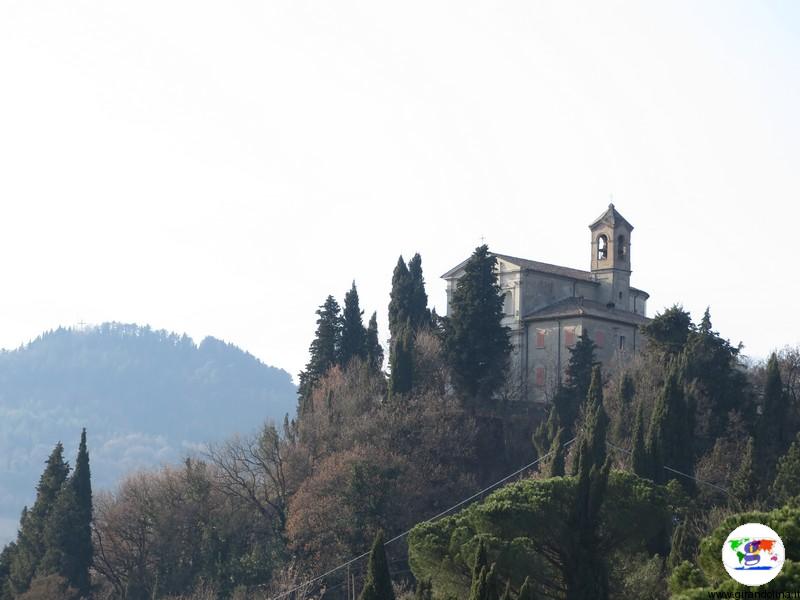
[589,204,633,307]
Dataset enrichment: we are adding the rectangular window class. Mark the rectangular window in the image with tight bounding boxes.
[619,335,626,350]
[565,328,575,347]
[535,366,546,387]
[595,330,605,348]
[536,329,545,349]
[503,292,513,316]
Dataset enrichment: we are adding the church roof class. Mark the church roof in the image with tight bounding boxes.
[522,296,650,325]
[589,203,634,231]
[441,252,597,283]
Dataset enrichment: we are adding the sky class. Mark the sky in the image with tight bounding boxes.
[0,1,798,381]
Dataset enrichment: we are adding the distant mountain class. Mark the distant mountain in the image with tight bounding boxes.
[0,323,296,545]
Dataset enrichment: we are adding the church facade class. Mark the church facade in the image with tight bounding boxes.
[442,204,650,403]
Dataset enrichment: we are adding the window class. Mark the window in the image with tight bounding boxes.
[619,335,626,351]
[618,291,623,300]
[597,235,608,260]
[565,328,575,347]
[617,235,627,258]
[535,367,546,387]
[595,330,605,348]
[536,329,545,349]
[503,291,513,316]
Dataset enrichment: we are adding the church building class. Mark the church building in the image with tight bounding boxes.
[441,204,650,403]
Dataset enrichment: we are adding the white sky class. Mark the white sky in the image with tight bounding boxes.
[0,1,798,380]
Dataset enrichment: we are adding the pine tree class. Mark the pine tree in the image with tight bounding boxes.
[364,312,384,372]
[630,402,650,479]
[8,443,70,596]
[359,531,395,600]
[731,436,756,504]
[771,432,800,506]
[340,282,368,366]
[297,295,342,411]
[443,245,511,401]
[407,253,431,330]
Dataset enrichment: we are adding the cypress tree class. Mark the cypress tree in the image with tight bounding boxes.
[570,366,611,600]
[359,531,395,600]
[407,253,431,329]
[365,312,384,371]
[499,581,511,600]
[771,432,800,506]
[388,256,412,340]
[731,436,756,504]
[340,281,368,366]
[645,367,692,487]
[8,443,70,596]
[547,427,566,478]
[443,245,511,401]
[630,402,650,479]
[552,331,598,437]
[758,353,786,482]
[472,539,488,585]
[389,326,413,397]
[297,295,342,411]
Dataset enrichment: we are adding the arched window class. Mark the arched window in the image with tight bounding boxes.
[617,235,627,258]
[597,235,608,260]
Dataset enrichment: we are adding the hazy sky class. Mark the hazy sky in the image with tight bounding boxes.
[0,1,798,380]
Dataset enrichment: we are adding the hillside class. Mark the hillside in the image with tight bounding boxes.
[0,323,296,545]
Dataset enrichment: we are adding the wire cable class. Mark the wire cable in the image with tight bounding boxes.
[268,434,579,599]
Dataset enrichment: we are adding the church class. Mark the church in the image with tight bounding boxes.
[442,204,650,403]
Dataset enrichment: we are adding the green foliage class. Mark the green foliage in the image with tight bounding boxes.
[517,577,535,600]
[341,281,368,366]
[389,256,413,341]
[407,253,431,330]
[758,353,788,484]
[443,245,511,401]
[730,436,756,504]
[641,305,693,355]
[389,326,414,396]
[366,311,385,371]
[408,471,670,599]
[414,579,433,600]
[630,402,650,479]
[359,530,395,600]
[668,560,707,595]
[298,295,342,410]
[8,443,70,596]
[645,367,692,487]
[772,432,800,506]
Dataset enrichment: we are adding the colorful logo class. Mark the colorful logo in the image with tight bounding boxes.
[722,522,785,586]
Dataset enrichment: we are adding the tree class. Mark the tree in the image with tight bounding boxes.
[8,443,70,596]
[389,326,414,397]
[388,256,412,341]
[645,367,692,487]
[772,432,800,506]
[359,530,395,600]
[341,282,368,366]
[630,402,650,480]
[407,253,431,330]
[730,436,756,504]
[38,430,91,594]
[758,353,787,483]
[365,312,384,372]
[641,305,693,356]
[552,331,597,437]
[298,295,342,411]
[414,579,433,600]
[443,245,511,401]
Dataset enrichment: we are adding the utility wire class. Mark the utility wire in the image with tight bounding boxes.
[268,435,579,600]
[605,441,731,496]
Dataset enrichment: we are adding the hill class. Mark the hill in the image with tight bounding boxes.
[0,323,296,545]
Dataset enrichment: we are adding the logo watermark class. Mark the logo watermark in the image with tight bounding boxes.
[722,523,785,586]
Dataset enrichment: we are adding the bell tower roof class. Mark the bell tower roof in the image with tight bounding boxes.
[589,203,634,232]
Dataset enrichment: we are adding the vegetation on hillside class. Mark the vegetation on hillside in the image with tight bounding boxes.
[2,245,800,599]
